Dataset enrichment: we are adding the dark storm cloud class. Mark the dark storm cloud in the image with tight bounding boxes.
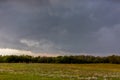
[0,0,120,55]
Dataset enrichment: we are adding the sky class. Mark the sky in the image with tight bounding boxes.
[0,0,120,56]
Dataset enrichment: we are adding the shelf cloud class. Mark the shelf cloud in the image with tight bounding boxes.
[0,0,120,56]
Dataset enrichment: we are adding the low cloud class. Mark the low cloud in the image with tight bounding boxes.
[20,39,39,47]
[20,39,61,53]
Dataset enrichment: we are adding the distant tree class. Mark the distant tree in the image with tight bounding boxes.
[0,55,119,64]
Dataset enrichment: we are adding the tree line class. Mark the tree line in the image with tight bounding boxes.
[0,55,119,64]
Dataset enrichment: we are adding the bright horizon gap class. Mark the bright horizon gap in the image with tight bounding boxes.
[0,48,119,57]
[0,48,60,57]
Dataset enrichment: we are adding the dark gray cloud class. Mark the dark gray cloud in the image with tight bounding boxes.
[0,0,120,55]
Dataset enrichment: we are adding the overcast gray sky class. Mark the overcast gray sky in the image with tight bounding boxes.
[0,0,120,56]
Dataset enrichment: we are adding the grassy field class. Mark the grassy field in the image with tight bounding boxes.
[0,63,119,80]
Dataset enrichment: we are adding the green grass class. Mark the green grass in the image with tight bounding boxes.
[0,63,119,80]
